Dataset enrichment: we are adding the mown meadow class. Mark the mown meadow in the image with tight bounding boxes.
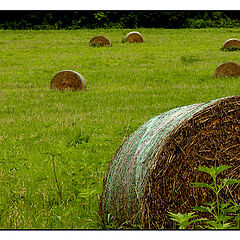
[0,28,240,229]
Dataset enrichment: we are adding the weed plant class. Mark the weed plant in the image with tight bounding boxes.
[168,165,240,229]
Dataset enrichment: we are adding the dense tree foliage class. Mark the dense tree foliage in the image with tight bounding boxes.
[0,11,239,29]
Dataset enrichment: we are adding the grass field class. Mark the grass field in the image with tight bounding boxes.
[0,28,240,229]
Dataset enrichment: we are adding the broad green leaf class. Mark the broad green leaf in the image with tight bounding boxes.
[167,211,197,229]
[206,221,232,229]
[193,206,213,213]
[221,178,240,186]
[192,182,214,191]
[234,215,240,221]
[168,211,196,222]
[197,165,232,179]
[219,202,231,210]
[204,201,217,207]
[188,218,208,225]
[167,212,185,223]
[215,165,232,176]
[222,223,232,229]
[197,166,215,176]
[217,215,233,223]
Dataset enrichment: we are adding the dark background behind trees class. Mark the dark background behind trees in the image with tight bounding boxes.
[0,11,240,29]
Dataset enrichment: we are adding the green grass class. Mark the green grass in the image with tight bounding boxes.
[0,28,240,229]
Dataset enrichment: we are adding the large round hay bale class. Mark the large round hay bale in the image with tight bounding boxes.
[50,70,86,91]
[214,61,240,77]
[125,32,143,43]
[222,38,240,50]
[100,95,240,229]
[89,36,112,46]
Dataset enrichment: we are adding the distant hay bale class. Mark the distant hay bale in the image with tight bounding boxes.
[222,38,240,50]
[50,70,86,91]
[99,95,240,229]
[214,62,240,77]
[89,36,112,46]
[125,32,143,43]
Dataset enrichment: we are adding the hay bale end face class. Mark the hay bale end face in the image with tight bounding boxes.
[89,36,112,46]
[50,70,86,91]
[222,38,240,50]
[214,61,240,77]
[100,95,240,229]
[125,32,143,43]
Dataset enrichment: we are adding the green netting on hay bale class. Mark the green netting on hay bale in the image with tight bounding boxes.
[99,95,240,229]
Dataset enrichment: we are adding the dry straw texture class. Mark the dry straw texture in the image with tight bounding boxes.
[89,36,112,46]
[214,62,240,77]
[125,32,143,43]
[100,95,240,229]
[222,38,240,49]
[50,70,86,91]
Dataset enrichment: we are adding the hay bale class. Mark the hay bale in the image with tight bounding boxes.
[214,61,240,77]
[100,95,240,229]
[222,38,240,50]
[50,70,86,91]
[125,32,143,43]
[89,36,112,46]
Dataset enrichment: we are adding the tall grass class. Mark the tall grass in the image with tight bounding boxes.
[0,28,239,229]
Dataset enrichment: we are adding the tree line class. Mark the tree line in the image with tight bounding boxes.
[0,11,239,29]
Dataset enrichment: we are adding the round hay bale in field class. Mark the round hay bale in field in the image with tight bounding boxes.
[222,38,240,50]
[100,95,240,229]
[50,70,86,91]
[89,36,112,46]
[214,61,240,77]
[125,32,143,43]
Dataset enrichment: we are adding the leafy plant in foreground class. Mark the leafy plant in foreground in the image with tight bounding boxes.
[168,165,240,229]
[167,212,207,229]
